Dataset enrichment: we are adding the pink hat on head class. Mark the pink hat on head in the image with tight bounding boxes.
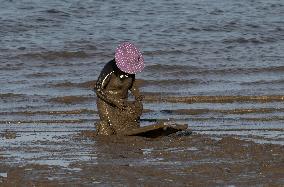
[115,42,145,74]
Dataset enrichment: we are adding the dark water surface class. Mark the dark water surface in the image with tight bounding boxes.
[0,0,284,171]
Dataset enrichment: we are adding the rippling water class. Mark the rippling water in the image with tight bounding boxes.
[0,0,284,147]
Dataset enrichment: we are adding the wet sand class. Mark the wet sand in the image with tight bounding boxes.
[0,132,283,186]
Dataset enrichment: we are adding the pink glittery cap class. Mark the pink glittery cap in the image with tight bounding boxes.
[115,42,145,74]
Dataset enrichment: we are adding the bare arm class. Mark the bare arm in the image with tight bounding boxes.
[94,61,121,107]
[130,77,144,101]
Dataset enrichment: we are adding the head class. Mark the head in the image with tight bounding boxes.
[114,42,145,74]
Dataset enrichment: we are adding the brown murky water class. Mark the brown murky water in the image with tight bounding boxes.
[0,0,284,185]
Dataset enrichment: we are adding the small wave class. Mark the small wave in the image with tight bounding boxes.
[44,9,70,17]
[161,108,284,115]
[245,23,260,29]
[209,9,224,15]
[196,21,240,32]
[203,66,284,75]
[49,96,95,104]
[188,27,201,31]
[132,79,200,87]
[146,64,284,75]
[25,72,62,78]
[141,79,201,87]
[240,79,284,86]
[190,116,284,122]
[143,49,191,56]
[0,108,151,116]
[0,119,93,125]
[18,51,89,60]
[52,80,96,89]
[145,64,197,72]
[35,17,53,22]
[144,95,284,104]
[223,37,276,44]
[0,109,97,116]
[273,27,283,32]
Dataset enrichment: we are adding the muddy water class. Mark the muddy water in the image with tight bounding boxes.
[0,0,284,185]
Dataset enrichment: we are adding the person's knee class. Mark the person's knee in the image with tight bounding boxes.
[96,121,115,135]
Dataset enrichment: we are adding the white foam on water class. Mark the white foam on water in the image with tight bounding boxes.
[0,173,7,178]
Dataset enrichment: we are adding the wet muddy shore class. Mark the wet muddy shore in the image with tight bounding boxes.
[1,132,283,186]
[1,0,284,186]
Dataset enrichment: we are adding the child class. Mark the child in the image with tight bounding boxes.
[94,42,144,135]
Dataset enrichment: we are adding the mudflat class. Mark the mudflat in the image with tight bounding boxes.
[0,131,283,186]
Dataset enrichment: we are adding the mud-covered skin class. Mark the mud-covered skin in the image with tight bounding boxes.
[111,100,143,134]
[94,59,143,135]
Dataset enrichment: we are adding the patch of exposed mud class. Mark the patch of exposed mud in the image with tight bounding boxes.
[0,131,17,139]
[0,93,25,99]
[161,108,284,115]
[1,131,284,186]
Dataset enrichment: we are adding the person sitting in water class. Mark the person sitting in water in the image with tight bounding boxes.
[94,42,145,135]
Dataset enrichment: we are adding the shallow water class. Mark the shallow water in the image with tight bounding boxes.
[0,0,284,172]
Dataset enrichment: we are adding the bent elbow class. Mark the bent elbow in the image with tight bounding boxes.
[94,83,101,93]
[95,87,104,99]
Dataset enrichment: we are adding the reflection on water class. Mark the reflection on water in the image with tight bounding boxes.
[0,130,98,169]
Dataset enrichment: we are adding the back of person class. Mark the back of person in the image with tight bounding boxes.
[94,42,145,135]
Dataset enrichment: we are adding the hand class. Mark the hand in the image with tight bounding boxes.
[116,99,127,110]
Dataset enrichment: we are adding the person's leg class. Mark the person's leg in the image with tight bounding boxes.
[95,121,114,135]
[96,98,115,135]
